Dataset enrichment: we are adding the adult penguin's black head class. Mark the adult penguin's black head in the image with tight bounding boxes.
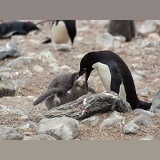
[79,52,97,81]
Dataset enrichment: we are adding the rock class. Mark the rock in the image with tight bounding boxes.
[141,87,150,97]
[29,113,46,123]
[123,121,140,134]
[81,116,99,127]
[49,62,61,72]
[147,33,159,39]
[0,105,29,123]
[132,114,153,127]
[139,135,154,140]
[31,134,56,140]
[138,20,157,36]
[132,74,143,81]
[0,66,12,72]
[100,111,125,130]
[96,32,122,50]
[15,121,38,134]
[23,69,33,77]
[134,109,155,118]
[33,65,44,72]
[0,72,13,79]
[23,136,32,140]
[6,57,33,68]
[0,126,24,140]
[44,92,132,120]
[150,90,160,112]
[36,50,57,63]
[0,74,16,97]
[0,43,21,60]
[73,54,85,60]
[38,117,80,140]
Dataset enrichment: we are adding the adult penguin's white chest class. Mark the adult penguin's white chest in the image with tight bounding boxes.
[51,21,70,44]
[92,62,126,100]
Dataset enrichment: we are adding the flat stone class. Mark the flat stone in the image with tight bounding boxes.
[38,117,80,140]
[81,116,99,127]
[0,126,24,140]
[0,74,16,98]
[31,134,56,140]
[100,111,125,130]
[123,121,140,134]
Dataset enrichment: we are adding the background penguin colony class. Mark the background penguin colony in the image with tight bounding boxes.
[0,20,155,113]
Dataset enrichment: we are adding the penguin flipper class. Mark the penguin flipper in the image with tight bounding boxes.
[110,69,122,94]
[33,88,64,106]
[42,38,51,44]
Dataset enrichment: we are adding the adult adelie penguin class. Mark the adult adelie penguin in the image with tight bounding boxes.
[79,50,151,110]
[42,20,76,50]
[33,72,95,110]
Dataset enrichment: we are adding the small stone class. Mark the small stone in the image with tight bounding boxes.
[31,134,56,140]
[0,105,29,121]
[123,121,140,134]
[0,43,21,60]
[81,116,99,127]
[6,57,33,68]
[38,117,80,140]
[15,121,38,133]
[49,62,61,72]
[100,111,125,130]
[96,32,122,50]
[139,135,154,140]
[33,65,44,72]
[150,90,160,112]
[0,126,24,140]
[36,50,57,63]
[138,20,157,36]
[132,114,153,127]
[23,69,33,77]
[134,109,155,118]
[0,74,16,98]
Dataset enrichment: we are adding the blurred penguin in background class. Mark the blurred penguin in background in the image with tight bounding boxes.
[108,20,136,42]
[43,20,77,51]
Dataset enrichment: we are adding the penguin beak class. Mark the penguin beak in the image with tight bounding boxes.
[79,69,91,82]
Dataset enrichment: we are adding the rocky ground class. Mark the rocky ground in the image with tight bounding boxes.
[0,20,160,140]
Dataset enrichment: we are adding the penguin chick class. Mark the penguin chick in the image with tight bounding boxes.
[108,20,135,42]
[0,21,39,38]
[33,72,95,110]
[42,20,76,51]
[79,50,151,110]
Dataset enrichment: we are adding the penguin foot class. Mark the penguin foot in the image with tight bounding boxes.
[57,45,70,52]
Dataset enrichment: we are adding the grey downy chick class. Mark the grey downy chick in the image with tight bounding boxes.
[33,72,95,110]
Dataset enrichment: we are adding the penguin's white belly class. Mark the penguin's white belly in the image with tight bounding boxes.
[51,21,70,44]
[92,62,126,100]
[92,62,111,91]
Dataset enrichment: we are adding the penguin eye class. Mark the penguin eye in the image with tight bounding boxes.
[83,68,86,71]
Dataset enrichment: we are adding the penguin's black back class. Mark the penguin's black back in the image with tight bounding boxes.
[80,51,151,110]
